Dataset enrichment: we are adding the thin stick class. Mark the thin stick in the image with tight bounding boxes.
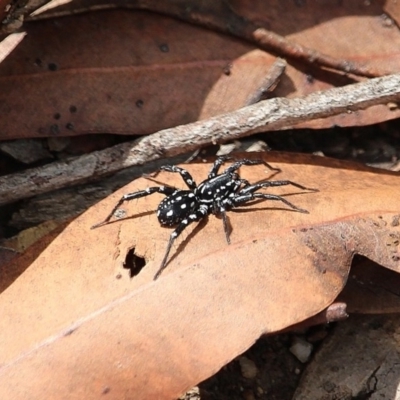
[244,58,287,106]
[0,73,400,205]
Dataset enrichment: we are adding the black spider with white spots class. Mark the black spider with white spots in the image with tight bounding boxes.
[92,157,317,279]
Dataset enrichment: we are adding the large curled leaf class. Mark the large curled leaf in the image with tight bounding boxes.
[0,152,399,399]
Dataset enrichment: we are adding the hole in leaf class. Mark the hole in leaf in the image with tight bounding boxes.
[123,248,146,277]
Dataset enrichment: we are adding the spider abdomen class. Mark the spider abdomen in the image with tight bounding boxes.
[157,190,199,226]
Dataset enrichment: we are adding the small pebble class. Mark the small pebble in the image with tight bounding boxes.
[289,336,313,363]
[238,356,258,379]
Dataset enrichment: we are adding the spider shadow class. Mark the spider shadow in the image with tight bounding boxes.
[142,175,179,188]
[95,209,156,228]
[231,189,314,211]
[230,204,307,214]
[163,216,210,268]
[255,167,282,182]
[160,198,306,272]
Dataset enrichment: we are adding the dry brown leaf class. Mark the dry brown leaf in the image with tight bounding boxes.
[2,2,400,139]
[0,10,276,139]
[0,152,399,399]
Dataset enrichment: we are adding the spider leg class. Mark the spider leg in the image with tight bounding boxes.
[154,207,208,280]
[239,180,318,195]
[232,193,310,213]
[91,186,177,229]
[208,156,231,178]
[220,206,231,244]
[160,165,197,190]
[225,159,281,174]
[211,201,231,244]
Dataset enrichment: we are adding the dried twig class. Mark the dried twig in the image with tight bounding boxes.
[0,73,399,206]
[245,58,286,106]
[29,0,386,78]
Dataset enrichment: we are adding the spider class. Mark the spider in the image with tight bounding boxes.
[92,157,318,279]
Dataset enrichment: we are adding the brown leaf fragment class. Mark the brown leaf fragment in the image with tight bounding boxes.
[0,152,399,399]
[0,10,277,139]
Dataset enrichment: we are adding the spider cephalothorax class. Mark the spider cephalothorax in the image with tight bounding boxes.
[92,157,317,279]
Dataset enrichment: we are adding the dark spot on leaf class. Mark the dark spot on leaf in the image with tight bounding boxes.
[53,113,61,120]
[136,99,144,108]
[124,248,146,277]
[102,387,111,395]
[69,105,77,113]
[48,63,58,71]
[66,123,74,130]
[159,43,169,52]
[34,58,42,67]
